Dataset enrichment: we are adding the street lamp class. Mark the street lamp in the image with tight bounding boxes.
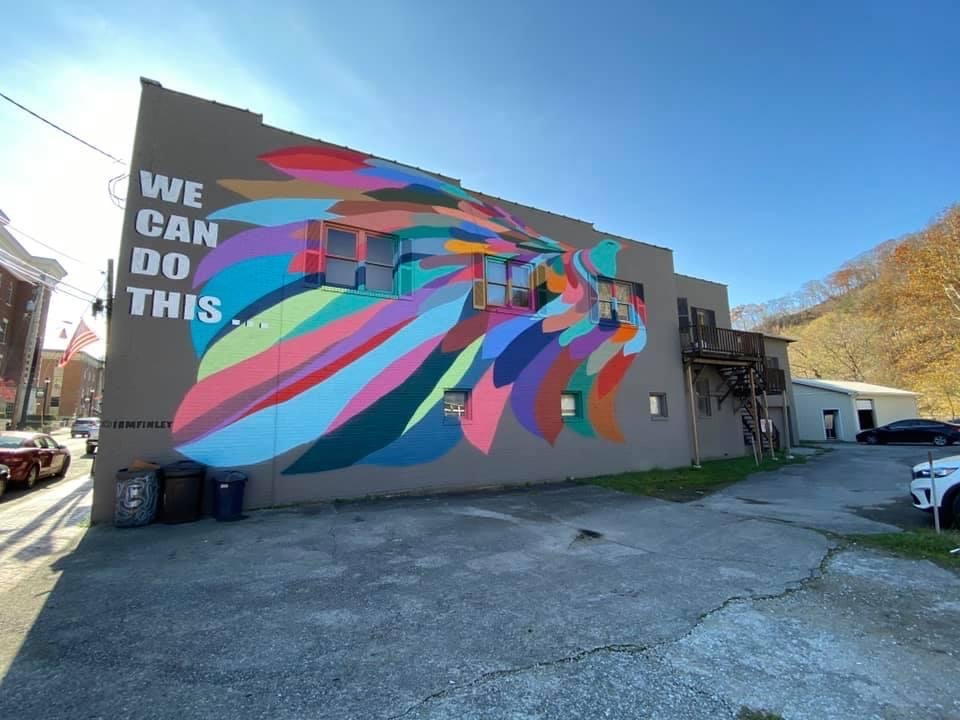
[42,378,50,430]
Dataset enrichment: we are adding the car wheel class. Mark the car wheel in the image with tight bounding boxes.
[25,465,39,489]
[933,434,948,447]
[866,434,878,445]
[0,475,6,498]
[55,457,71,478]
[950,492,960,529]
[86,443,94,455]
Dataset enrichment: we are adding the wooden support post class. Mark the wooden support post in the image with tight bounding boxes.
[748,369,762,462]
[686,363,701,468]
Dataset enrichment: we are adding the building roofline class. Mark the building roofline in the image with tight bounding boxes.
[791,378,919,397]
[674,272,728,288]
[762,332,797,343]
[140,78,673,254]
[0,226,68,281]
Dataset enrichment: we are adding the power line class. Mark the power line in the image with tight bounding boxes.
[6,224,99,268]
[0,90,126,165]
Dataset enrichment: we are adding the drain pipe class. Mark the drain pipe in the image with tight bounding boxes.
[686,363,701,468]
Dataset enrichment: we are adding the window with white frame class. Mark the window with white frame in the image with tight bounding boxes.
[598,279,641,324]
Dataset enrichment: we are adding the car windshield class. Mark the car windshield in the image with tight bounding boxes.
[0,436,24,448]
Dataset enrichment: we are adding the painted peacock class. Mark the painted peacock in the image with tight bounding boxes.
[172,145,648,473]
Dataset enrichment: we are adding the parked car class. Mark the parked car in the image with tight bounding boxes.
[70,417,100,438]
[0,432,71,489]
[856,419,960,446]
[85,424,99,455]
[0,464,10,498]
[910,454,960,527]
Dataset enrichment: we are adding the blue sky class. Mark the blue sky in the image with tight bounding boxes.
[2,0,958,319]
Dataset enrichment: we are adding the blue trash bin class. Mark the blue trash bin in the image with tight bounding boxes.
[212,471,247,521]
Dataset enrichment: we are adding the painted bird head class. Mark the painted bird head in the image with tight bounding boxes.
[173,145,648,473]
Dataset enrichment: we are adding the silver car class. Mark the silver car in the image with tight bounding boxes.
[70,417,100,438]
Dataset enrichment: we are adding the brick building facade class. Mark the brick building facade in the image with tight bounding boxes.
[0,224,67,427]
[36,349,103,421]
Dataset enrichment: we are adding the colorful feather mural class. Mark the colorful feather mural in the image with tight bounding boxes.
[172,145,648,473]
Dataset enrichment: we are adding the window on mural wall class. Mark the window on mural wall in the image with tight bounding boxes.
[443,390,469,418]
[305,222,397,294]
[598,279,641,324]
[560,392,581,419]
[485,258,534,310]
[649,393,668,418]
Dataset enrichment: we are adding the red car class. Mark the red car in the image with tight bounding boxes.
[0,432,72,489]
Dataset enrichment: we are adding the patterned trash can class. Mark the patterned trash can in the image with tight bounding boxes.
[114,468,160,528]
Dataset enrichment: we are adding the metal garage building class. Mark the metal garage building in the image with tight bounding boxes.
[792,379,919,442]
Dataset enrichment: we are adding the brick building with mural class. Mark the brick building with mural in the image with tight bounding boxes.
[93,80,795,523]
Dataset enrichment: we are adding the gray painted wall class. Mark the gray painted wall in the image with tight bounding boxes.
[94,81,752,522]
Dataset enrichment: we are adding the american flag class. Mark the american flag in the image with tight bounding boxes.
[59,319,98,367]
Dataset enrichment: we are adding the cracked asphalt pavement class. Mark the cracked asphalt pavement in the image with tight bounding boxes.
[1,443,958,719]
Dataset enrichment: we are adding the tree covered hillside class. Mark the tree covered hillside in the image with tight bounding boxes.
[733,205,960,418]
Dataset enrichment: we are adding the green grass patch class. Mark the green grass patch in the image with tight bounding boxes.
[584,452,806,502]
[737,708,783,720]
[848,529,960,568]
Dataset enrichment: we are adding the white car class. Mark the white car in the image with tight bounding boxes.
[910,454,960,526]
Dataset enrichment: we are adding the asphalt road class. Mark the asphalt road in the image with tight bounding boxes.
[1,443,958,720]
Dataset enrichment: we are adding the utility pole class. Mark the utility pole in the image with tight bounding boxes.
[13,282,46,429]
[105,258,113,350]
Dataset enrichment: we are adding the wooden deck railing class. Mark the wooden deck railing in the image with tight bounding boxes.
[680,325,766,360]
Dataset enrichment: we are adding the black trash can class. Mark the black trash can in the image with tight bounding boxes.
[158,460,206,524]
[212,471,247,522]
[114,468,160,528]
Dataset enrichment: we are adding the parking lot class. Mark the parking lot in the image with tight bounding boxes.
[0,442,957,719]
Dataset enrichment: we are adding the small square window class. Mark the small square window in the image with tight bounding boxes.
[561,392,581,419]
[443,390,469,419]
[649,393,668,419]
